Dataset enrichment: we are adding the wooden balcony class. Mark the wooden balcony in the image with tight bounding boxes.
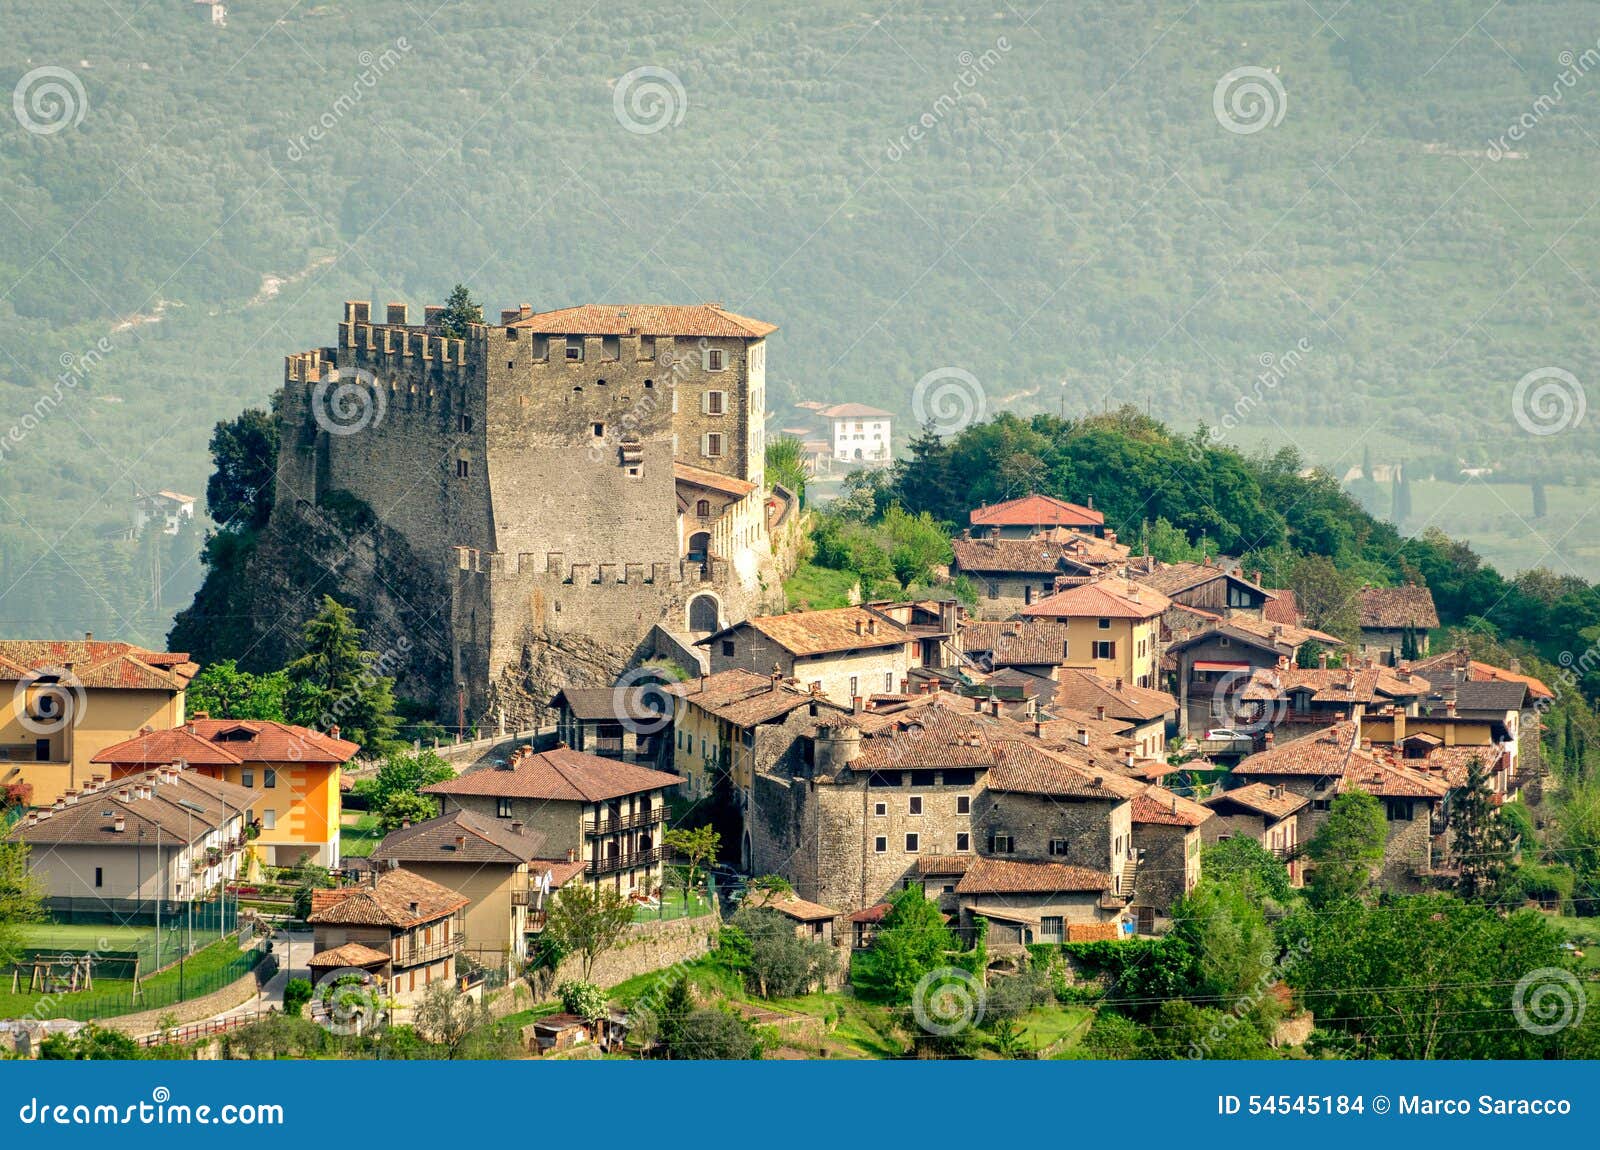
[393,935,462,967]
[586,846,663,877]
[585,807,666,836]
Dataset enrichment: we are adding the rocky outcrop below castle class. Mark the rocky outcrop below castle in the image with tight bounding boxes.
[169,492,449,708]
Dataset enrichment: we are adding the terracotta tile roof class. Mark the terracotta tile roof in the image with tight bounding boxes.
[1051,669,1177,723]
[1131,785,1212,827]
[1206,781,1307,821]
[849,902,893,923]
[969,494,1103,528]
[991,621,1074,667]
[662,669,839,727]
[956,856,1113,895]
[915,854,973,875]
[548,687,666,724]
[1262,590,1301,626]
[819,403,893,419]
[985,741,1147,800]
[1341,754,1449,800]
[508,303,776,339]
[1132,561,1265,600]
[307,868,468,929]
[10,769,259,846]
[527,858,589,887]
[959,621,1013,655]
[1020,577,1169,620]
[745,891,838,921]
[92,727,244,767]
[1236,667,1427,706]
[1411,651,1554,700]
[185,719,361,763]
[701,606,913,658]
[423,746,679,803]
[951,537,1101,577]
[374,808,549,865]
[1232,722,1360,777]
[307,942,391,968]
[1358,585,1439,629]
[0,640,197,691]
[674,461,757,498]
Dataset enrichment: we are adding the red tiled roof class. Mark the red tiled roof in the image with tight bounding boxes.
[1262,590,1301,626]
[819,403,893,419]
[701,606,913,658]
[308,868,468,929]
[745,891,838,922]
[955,856,1113,895]
[424,746,679,803]
[0,640,196,691]
[307,942,390,968]
[674,461,756,498]
[508,303,776,339]
[970,494,1103,528]
[1051,669,1177,723]
[1020,577,1169,621]
[185,719,361,763]
[1358,585,1440,629]
[1131,785,1211,827]
[92,727,244,767]
[1206,781,1307,820]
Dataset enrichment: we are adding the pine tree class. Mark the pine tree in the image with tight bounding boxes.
[1362,444,1374,482]
[894,421,959,523]
[1452,755,1512,901]
[283,596,399,752]
[437,283,482,339]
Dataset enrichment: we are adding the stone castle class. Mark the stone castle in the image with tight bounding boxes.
[270,299,795,727]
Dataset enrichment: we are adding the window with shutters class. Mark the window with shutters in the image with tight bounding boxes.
[704,390,726,415]
[705,347,725,371]
[696,499,711,517]
[456,458,470,478]
[703,433,723,458]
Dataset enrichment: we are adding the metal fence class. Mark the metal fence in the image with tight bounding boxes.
[11,945,266,1023]
[31,897,240,973]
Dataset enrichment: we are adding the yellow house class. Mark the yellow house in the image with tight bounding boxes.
[94,719,358,867]
[0,638,195,806]
[1019,577,1168,688]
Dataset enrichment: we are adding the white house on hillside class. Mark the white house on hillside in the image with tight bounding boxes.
[821,403,892,465]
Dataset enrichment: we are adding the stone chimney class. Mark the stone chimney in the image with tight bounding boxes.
[1114,677,1124,692]
[455,835,467,849]
[112,814,126,833]
[1077,727,1089,746]
[852,696,864,714]
[511,821,525,835]
[567,847,577,863]
[1318,650,1329,669]
[1095,705,1106,721]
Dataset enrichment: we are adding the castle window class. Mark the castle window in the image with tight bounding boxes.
[597,378,606,387]
[904,833,919,853]
[566,342,582,361]
[957,795,970,814]
[703,390,726,416]
[704,347,725,372]
[696,499,710,518]
[989,833,1013,854]
[644,378,654,389]
[592,422,605,438]
[456,459,470,478]
[956,832,970,852]
[874,836,887,854]
[459,413,473,433]
[908,796,922,816]
[702,433,723,459]
[1048,838,1069,856]
[507,360,514,371]
[873,802,887,817]
[627,466,641,477]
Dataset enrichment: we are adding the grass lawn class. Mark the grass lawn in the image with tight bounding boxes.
[1016,1004,1094,1052]
[0,935,250,1020]
[632,888,714,923]
[339,811,383,858]
[784,562,858,610]
[764,990,910,1059]
[1545,916,1600,972]
[18,921,163,954]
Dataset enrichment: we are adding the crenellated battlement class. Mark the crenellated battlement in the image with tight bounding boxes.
[452,546,727,586]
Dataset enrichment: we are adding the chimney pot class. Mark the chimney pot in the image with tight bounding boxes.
[1077,727,1089,746]
[567,847,577,863]
[85,631,93,642]
[455,835,467,849]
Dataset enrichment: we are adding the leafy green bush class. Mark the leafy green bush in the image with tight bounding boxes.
[283,977,313,1018]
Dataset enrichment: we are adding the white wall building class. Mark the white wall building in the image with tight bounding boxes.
[821,403,893,465]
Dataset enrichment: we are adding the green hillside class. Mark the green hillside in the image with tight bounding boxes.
[4,1,1600,641]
